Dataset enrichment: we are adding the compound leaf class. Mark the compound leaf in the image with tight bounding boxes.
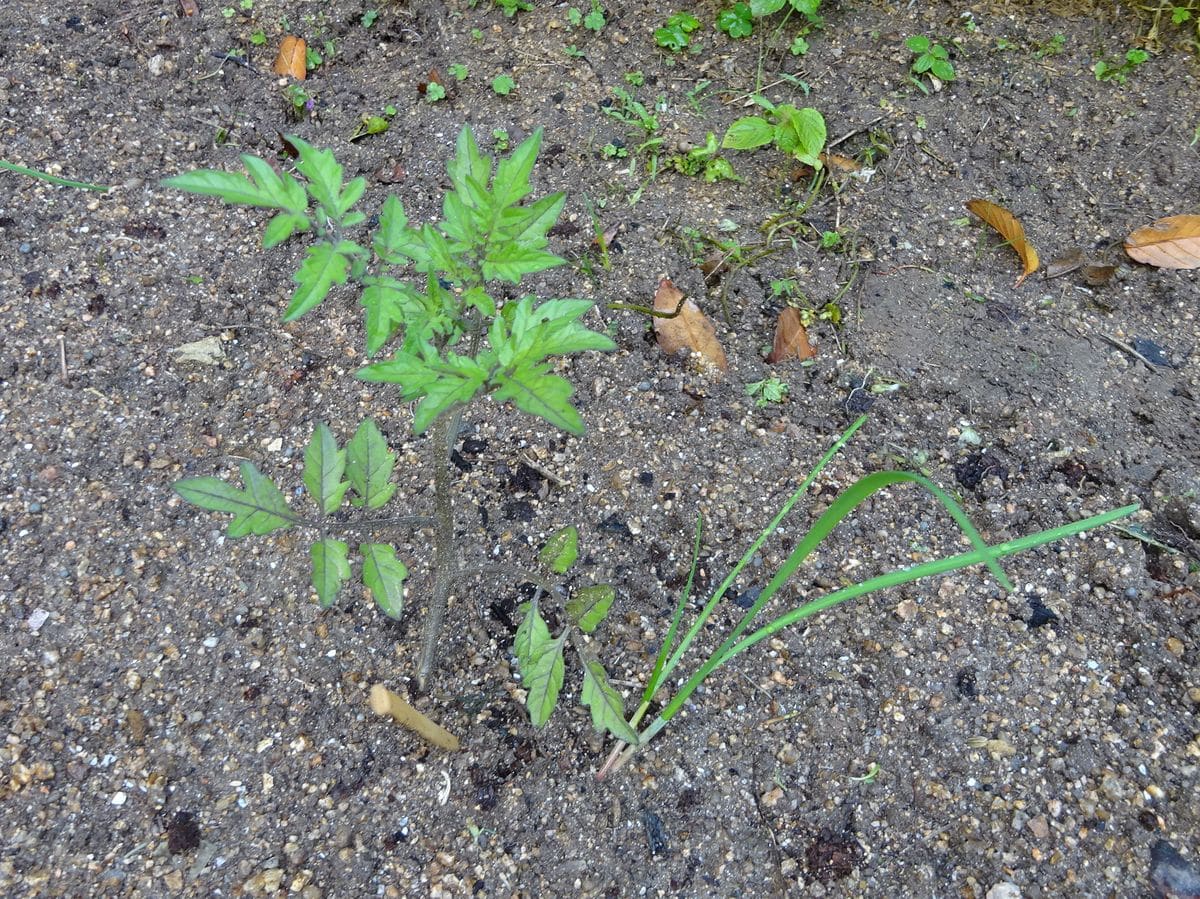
[311,538,351,608]
[175,462,296,537]
[346,419,397,508]
[302,423,350,514]
[361,543,408,618]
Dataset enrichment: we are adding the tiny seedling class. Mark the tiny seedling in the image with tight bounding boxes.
[283,83,315,121]
[1093,48,1149,84]
[745,375,789,407]
[1034,33,1066,58]
[166,126,615,686]
[600,86,660,137]
[655,12,701,51]
[624,70,645,87]
[717,3,753,39]
[597,416,1138,777]
[601,141,628,159]
[361,8,379,28]
[820,229,842,250]
[849,762,882,784]
[668,133,739,182]
[492,73,516,95]
[906,35,956,84]
[583,0,605,32]
[449,62,469,81]
[349,105,397,141]
[250,28,267,46]
[424,81,447,103]
[722,99,827,169]
[513,527,636,742]
[494,0,532,16]
[492,128,511,151]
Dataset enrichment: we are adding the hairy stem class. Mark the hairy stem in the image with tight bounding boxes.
[416,407,463,690]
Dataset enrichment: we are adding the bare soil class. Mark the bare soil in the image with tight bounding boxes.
[1,1,1198,897]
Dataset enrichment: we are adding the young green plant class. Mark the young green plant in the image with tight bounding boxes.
[722,99,827,169]
[597,415,1138,777]
[513,526,637,742]
[165,127,615,687]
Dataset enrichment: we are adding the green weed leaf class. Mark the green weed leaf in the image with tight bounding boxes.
[491,364,583,435]
[566,584,615,633]
[262,212,311,248]
[774,106,826,167]
[481,244,564,283]
[283,240,362,321]
[361,543,408,618]
[302,423,350,514]
[750,0,787,15]
[374,195,430,267]
[580,659,638,743]
[311,538,351,608]
[288,136,346,216]
[539,526,579,574]
[346,419,397,508]
[175,462,296,537]
[722,116,776,150]
[514,598,554,668]
[523,637,566,727]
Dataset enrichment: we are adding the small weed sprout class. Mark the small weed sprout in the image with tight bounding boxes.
[492,73,516,95]
[655,12,700,51]
[906,35,956,84]
[1093,48,1149,84]
[745,376,789,407]
[722,99,827,169]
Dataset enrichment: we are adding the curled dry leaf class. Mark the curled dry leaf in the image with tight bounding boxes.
[273,35,307,81]
[1124,214,1200,270]
[766,307,815,363]
[1044,248,1086,280]
[652,278,728,372]
[965,199,1040,287]
[1081,264,1117,287]
[819,152,861,173]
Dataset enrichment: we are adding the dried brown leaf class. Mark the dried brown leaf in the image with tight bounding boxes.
[766,307,815,363]
[1082,264,1117,287]
[1124,214,1200,270]
[178,0,199,16]
[273,35,306,81]
[652,278,727,372]
[1044,248,1085,280]
[965,199,1040,287]
[820,152,861,173]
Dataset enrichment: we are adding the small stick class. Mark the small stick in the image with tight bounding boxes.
[369,684,460,751]
[57,334,69,384]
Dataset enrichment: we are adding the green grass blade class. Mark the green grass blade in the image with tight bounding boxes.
[651,415,868,692]
[640,514,703,708]
[2,159,110,192]
[644,502,1138,736]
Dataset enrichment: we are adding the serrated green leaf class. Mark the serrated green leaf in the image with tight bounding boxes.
[282,240,361,321]
[514,598,555,669]
[499,192,566,249]
[175,462,296,537]
[361,543,408,618]
[288,136,344,216]
[448,125,492,206]
[566,584,615,633]
[356,349,441,398]
[302,423,350,514]
[410,356,489,434]
[241,155,308,214]
[163,170,280,208]
[262,212,311,248]
[493,127,542,208]
[374,195,431,267]
[580,658,638,744]
[311,538,351,608]
[523,636,565,727]
[335,176,367,219]
[346,419,397,508]
[481,243,564,283]
[539,526,579,574]
[491,364,584,435]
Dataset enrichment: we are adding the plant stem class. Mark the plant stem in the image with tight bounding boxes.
[416,407,464,690]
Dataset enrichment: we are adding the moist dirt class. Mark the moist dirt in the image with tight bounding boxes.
[1,1,1198,896]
